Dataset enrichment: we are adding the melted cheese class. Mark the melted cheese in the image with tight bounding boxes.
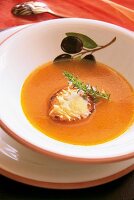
[49,87,91,121]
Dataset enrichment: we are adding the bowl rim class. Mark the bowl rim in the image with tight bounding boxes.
[0,18,134,164]
[0,165,134,189]
[1,120,134,163]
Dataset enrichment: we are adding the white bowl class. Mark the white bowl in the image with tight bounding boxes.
[1,127,134,189]
[0,18,134,163]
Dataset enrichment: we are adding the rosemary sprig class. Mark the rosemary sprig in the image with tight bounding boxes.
[63,71,110,102]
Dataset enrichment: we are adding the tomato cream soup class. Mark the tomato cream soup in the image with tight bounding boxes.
[21,61,134,145]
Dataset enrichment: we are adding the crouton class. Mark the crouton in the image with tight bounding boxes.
[49,87,95,122]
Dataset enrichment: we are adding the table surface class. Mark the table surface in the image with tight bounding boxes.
[0,0,134,199]
[0,0,134,31]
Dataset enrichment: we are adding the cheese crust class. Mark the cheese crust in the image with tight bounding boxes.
[49,87,95,122]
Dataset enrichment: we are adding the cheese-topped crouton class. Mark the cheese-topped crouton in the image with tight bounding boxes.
[49,87,95,122]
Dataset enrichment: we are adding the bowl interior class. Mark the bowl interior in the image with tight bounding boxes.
[0,19,134,160]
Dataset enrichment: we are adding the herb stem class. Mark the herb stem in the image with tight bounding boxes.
[73,37,116,58]
[92,37,116,53]
[73,50,88,58]
[63,71,110,102]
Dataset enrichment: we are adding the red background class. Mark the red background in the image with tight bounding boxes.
[0,0,134,30]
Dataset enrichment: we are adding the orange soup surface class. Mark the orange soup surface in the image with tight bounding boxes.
[21,61,134,145]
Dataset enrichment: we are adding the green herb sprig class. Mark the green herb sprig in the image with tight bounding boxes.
[64,71,110,102]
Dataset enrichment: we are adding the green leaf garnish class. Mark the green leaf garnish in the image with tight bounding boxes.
[63,71,110,102]
[66,32,98,49]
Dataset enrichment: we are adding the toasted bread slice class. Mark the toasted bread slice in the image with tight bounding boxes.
[49,87,95,122]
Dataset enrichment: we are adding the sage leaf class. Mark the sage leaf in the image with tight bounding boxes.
[66,32,98,49]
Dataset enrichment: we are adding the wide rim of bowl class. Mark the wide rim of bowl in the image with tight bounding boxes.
[0,18,134,164]
[0,165,134,189]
